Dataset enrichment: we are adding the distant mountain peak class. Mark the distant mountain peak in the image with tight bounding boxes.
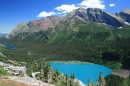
[118,9,130,23]
[77,7,86,12]
[18,22,27,26]
[62,7,124,27]
[8,8,130,38]
[122,9,130,14]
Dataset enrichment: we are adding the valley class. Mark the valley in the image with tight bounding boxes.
[0,8,130,86]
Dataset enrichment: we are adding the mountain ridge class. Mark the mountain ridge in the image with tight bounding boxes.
[8,8,130,38]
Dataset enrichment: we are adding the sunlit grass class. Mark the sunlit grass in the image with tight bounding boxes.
[0,67,9,76]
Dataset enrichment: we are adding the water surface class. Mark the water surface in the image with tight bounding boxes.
[3,43,15,49]
[51,62,112,84]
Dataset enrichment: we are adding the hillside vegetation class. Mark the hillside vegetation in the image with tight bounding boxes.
[0,21,130,70]
[0,21,130,86]
[0,67,9,76]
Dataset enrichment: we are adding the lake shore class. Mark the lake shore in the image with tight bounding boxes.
[51,61,94,64]
[51,61,112,84]
[113,69,130,78]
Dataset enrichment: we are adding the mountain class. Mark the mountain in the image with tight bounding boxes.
[61,8,124,27]
[117,9,130,23]
[0,33,8,38]
[7,8,130,39]
[0,34,3,38]
[8,22,29,38]
[8,16,62,38]
[27,16,61,31]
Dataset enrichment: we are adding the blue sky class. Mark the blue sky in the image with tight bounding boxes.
[0,0,130,33]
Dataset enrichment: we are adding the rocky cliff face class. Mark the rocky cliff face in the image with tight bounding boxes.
[118,9,130,23]
[8,22,29,38]
[27,16,61,31]
[62,8,124,27]
[8,16,61,38]
[8,8,130,38]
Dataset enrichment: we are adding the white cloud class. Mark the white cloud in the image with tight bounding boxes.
[37,4,77,17]
[54,0,105,15]
[37,11,56,17]
[55,4,77,14]
[78,0,105,9]
[109,4,115,7]
[37,0,105,17]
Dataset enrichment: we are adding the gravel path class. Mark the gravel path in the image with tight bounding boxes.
[8,76,54,86]
[113,70,130,78]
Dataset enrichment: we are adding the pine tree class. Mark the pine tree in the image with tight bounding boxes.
[70,73,75,80]
[64,74,69,86]
[44,63,53,83]
[39,62,44,81]
[70,74,74,86]
[55,69,60,82]
[98,72,106,86]
[88,78,91,86]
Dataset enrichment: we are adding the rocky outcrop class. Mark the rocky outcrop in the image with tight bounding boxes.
[27,16,61,31]
[8,22,29,38]
[62,8,124,27]
[8,16,61,38]
[118,9,130,23]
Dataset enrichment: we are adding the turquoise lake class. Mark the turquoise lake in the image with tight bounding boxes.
[51,62,112,84]
[3,43,15,49]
